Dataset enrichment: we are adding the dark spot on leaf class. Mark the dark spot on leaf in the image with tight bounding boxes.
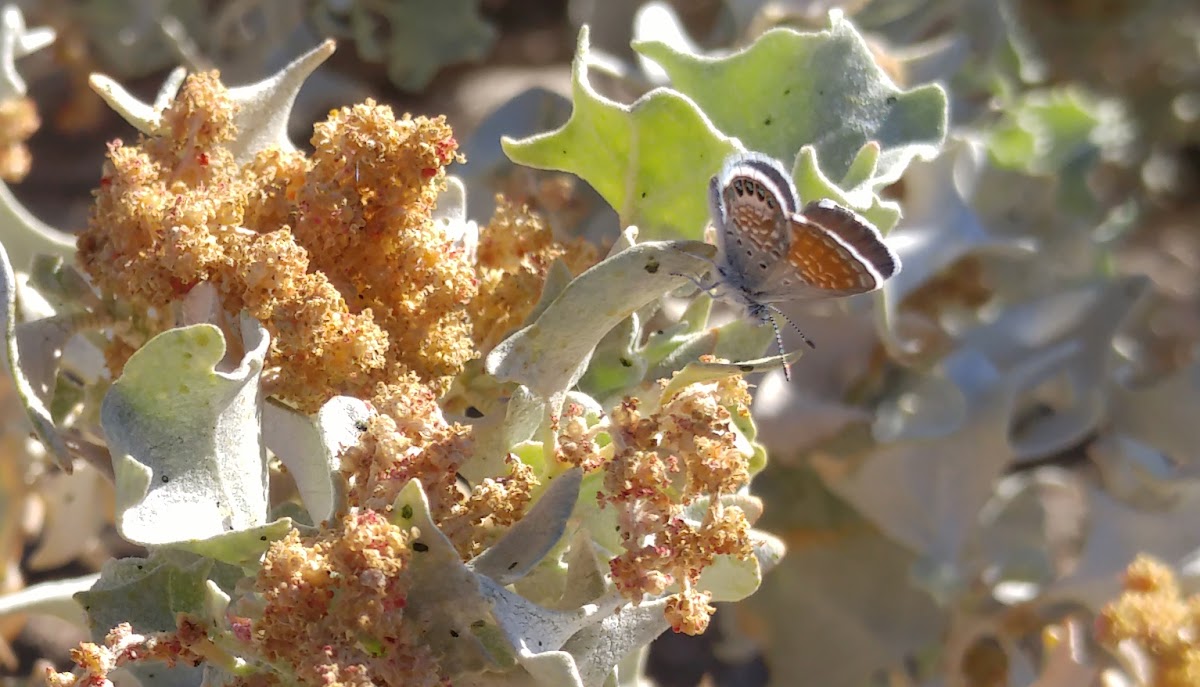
[161,475,169,483]
[784,88,791,95]
[401,504,414,519]
[619,357,633,368]
[413,542,429,552]
[739,364,755,372]
[508,561,519,570]
[450,630,460,638]
[641,191,647,199]
[645,258,660,274]
[260,536,268,541]
[818,89,825,95]
[764,117,772,126]
[465,406,484,419]
[886,95,898,104]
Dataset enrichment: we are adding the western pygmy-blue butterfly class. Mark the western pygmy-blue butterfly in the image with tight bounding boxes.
[699,151,900,376]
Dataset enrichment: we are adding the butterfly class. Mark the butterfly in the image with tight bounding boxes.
[700,151,900,376]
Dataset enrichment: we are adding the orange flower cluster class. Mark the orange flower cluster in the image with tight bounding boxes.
[0,96,38,181]
[1097,554,1200,687]
[77,71,475,411]
[602,371,757,635]
[249,510,441,687]
[470,198,598,353]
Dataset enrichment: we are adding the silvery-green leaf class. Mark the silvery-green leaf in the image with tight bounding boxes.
[0,182,76,275]
[0,573,98,626]
[390,479,496,673]
[792,145,902,233]
[460,87,622,243]
[485,240,715,420]
[695,529,786,603]
[224,39,336,163]
[1109,360,1200,467]
[28,462,110,571]
[578,312,646,402]
[92,40,336,164]
[76,552,221,687]
[503,28,740,240]
[658,349,803,403]
[103,314,270,547]
[262,396,370,525]
[958,277,1148,462]
[632,1,703,86]
[89,67,185,135]
[0,234,72,470]
[310,0,495,92]
[434,176,478,263]
[1044,486,1200,612]
[1088,433,1181,510]
[741,518,944,686]
[0,6,55,100]
[561,596,670,687]
[815,343,1076,598]
[470,468,583,585]
[465,385,547,483]
[973,469,1079,601]
[635,10,946,186]
[557,529,611,609]
[877,138,1038,351]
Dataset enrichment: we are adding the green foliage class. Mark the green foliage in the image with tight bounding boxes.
[505,13,947,238]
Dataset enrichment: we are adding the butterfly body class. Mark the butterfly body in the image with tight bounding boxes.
[704,151,900,356]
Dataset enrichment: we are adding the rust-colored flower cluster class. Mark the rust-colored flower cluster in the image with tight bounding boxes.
[1097,554,1200,687]
[601,369,757,635]
[470,198,598,353]
[77,71,474,411]
[0,96,38,182]
[339,375,539,558]
[248,510,441,687]
[43,620,208,687]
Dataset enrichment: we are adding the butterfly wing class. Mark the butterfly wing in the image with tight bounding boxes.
[757,199,901,302]
[708,152,799,292]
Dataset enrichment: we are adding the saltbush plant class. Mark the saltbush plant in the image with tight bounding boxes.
[0,6,946,686]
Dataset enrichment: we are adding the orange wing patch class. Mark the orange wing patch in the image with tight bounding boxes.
[787,220,878,293]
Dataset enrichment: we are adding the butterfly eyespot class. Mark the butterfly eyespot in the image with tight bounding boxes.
[746,249,753,256]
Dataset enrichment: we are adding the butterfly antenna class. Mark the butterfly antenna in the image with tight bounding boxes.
[767,304,816,350]
[765,311,791,382]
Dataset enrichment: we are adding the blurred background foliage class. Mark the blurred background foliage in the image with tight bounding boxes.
[0,0,1198,685]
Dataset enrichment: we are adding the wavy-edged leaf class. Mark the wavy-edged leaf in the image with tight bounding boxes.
[635,10,947,186]
[503,27,739,239]
[485,239,715,417]
[102,315,270,547]
[471,468,582,585]
[263,396,370,526]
